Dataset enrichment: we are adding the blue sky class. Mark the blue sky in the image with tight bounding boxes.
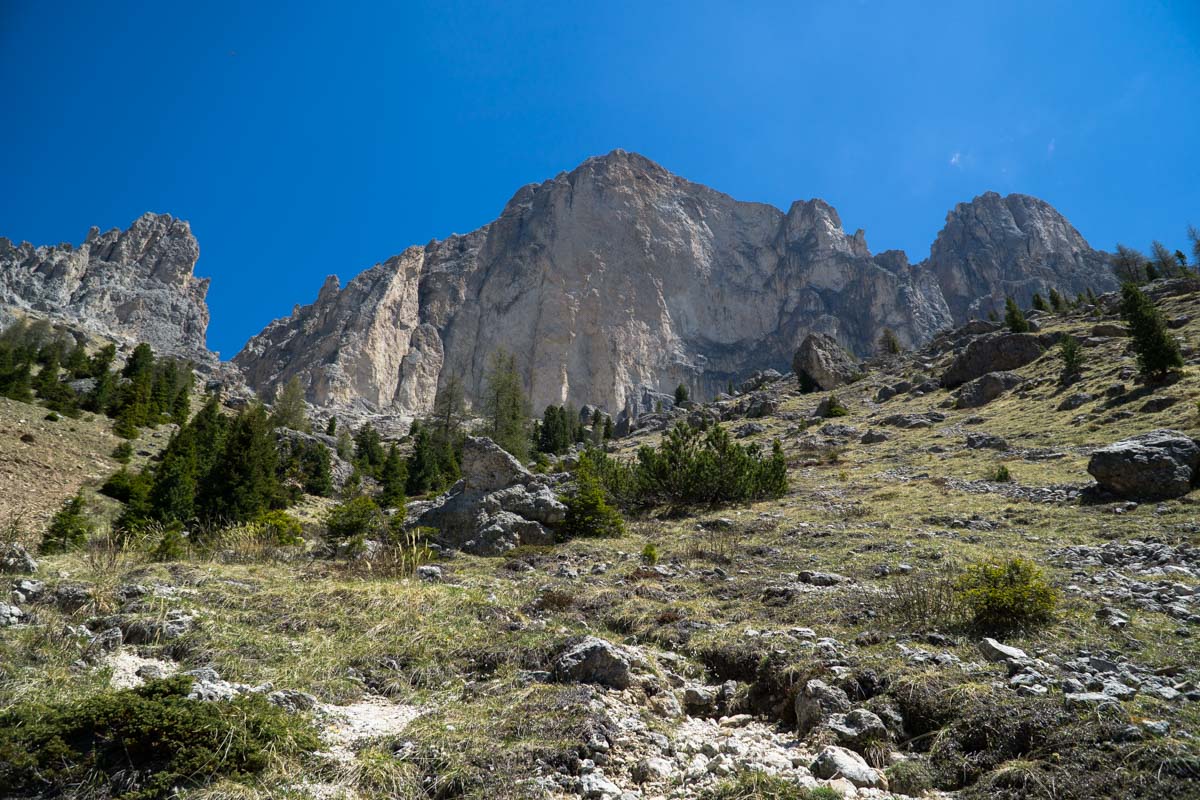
[2,1,1198,357]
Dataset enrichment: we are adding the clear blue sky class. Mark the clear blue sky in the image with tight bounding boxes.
[2,1,1198,357]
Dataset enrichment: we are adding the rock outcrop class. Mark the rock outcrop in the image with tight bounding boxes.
[926,191,1119,321]
[0,213,211,359]
[235,151,1111,417]
[411,437,567,554]
[941,333,1045,388]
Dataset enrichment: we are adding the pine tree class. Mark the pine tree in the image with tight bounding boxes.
[198,404,280,523]
[591,408,604,445]
[1004,297,1030,333]
[1188,225,1200,269]
[603,416,614,441]
[41,493,93,554]
[674,383,690,405]
[300,441,333,497]
[88,344,116,378]
[269,376,310,432]
[1048,288,1066,312]
[406,423,442,495]
[354,423,386,477]
[1031,293,1050,312]
[1113,244,1148,284]
[325,417,337,436]
[336,427,354,461]
[561,457,625,539]
[149,430,198,523]
[878,328,902,355]
[379,443,407,510]
[1151,240,1179,278]
[483,350,530,461]
[1058,335,1083,382]
[122,343,155,380]
[1120,283,1184,380]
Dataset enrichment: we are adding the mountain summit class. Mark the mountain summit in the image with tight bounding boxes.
[232,151,1117,415]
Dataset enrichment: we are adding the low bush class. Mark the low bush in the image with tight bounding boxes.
[991,465,1012,483]
[886,759,934,795]
[325,495,398,547]
[703,772,840,799]
[820,394,850,417]
[590,422,788,512]
[954,557,1057,633]
[0,675,319,799]
[254,510,304,546]
[111,440,134,463]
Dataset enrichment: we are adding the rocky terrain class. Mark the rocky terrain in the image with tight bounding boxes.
[232,151,1117,419]
[0,213,213,360]
[2,272,1197,799]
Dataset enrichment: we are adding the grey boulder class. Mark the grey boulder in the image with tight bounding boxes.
[793,332,860,390]
[941,333,1043,388]
[1087,429,1200,500]
[956,370,1024,409]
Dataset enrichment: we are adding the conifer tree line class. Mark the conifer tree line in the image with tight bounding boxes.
[0,320,192,435]
[1112,227,1200,284]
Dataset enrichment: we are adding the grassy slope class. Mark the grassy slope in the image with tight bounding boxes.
[1,288,1198,798]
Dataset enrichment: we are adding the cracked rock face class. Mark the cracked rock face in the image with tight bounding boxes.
[237,151,1113,417]
[927,191,1119,322]
[0,213,211,359]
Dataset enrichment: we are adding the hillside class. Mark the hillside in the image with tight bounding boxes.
[1,278,1196,799]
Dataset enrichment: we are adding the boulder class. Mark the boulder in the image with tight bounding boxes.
[0,542,37,574]
[793,333,860,390]
[1087,430,1200,500]
[553,637,636,689]
[810,745,887,788]
[795,678,852,735]
[1057,392,1095,411]
[827,708,889,752]
[861,429,889,444]
[941,333,1044,388]
[461,436,531,492]
[966,432,1009,451]
[956,371,1024,409]
[1091,323,1128,337]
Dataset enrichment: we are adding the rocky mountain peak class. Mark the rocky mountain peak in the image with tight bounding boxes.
[926,191,1116,321]
[0,213,212,359]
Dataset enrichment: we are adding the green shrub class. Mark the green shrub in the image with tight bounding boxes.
[674,382,690,404]
[0,675,318,799]
[254,510,304,546]
[703,771,839,799]
[991,464,1012,483]
[954,557,1057,632]
[111,441,134,463]
[641,542,659,565]
[821,394,849,417]
[325,495,396,546]
[560,456,625,539]
[40,493,93,554]
[151,524,188,562]
[590,423,788,512]
[886,759,934,795]
[1058,334,1083,381]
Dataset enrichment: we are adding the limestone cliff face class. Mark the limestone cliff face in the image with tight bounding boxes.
[234,151,956,414]
[926,192,1118,321]
[233,152,1114,415]
[0,213,211,358]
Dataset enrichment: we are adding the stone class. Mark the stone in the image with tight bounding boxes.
[793,332,860,390]
[1058,392,1096,411]
[1091,323,1128,337]
[1087,429,1200,500]
[553,637,635,689]
[810,745,887,789]
[966,432,1009,451]
[415,565,443,582]
[827,708,889,751]
[956,370,1024,408]
[941,333,1044,388]
[230,155,1106,418]
[0,213,212,359]
[795,679,852,735]
[0,542,37,574]
[978,638,1027,662]
[860,429,889,444]
[632,756,673,784]
[1065,692,1121,710]
[0,603,23,627]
